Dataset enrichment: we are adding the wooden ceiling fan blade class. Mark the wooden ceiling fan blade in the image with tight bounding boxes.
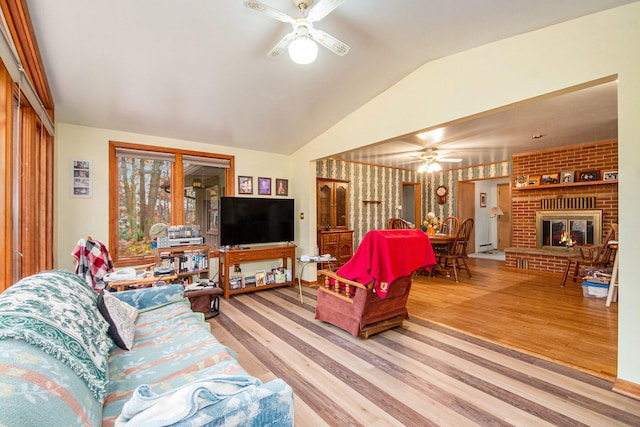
[267,32,295,58]
[307,0,345,22]
[244,0,295,23]
[309,28,350,56]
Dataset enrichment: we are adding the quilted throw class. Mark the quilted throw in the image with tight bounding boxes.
[0,270,112,401]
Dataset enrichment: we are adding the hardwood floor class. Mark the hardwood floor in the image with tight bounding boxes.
[206,262,631,426]
[407,257,617,380]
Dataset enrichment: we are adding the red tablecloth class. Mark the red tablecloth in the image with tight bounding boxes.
[336,229,436,298]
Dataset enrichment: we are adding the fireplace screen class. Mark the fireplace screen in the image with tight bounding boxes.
[536,210,602,249]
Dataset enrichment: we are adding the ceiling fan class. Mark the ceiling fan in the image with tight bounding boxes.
[244,0,350,64]
[411,150,463,173]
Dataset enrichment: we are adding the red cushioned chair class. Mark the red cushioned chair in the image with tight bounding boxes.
[315,229,436,338]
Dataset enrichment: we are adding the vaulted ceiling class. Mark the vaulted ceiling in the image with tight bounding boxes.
[26,1,630,169]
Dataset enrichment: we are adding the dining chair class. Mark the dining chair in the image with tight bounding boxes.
[439,218,474,282]
[431,216,460,261]
[387,218,412,229]
[560,227,616,287]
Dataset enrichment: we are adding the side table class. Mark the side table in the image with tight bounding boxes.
[297,256,337,304]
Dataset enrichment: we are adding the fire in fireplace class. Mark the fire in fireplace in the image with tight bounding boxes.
[535,210,602,249]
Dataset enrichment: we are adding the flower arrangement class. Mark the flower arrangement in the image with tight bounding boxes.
[421,212,440,233]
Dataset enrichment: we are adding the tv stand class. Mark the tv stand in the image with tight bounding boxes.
[218,244,296,299]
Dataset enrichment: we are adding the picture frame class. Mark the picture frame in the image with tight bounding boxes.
[479,192,487,208]
[266,272,276,284]
[578,170,600,182]
[515,175,527,188]
[258,177,271,195]
[255,270,266,286]
[560,170,574,183]
[275,178,288,196]
[526,175,541,187]
[541,173,559,185]
[238,176,253,194]
[71,159,92,198]
[229,273,245,290]
[602,170,618,181]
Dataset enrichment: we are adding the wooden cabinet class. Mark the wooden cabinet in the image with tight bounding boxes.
[154,245,211,284]
[316,178,353,271]
[317,179,349,230]
[218,244,295,299]
[318,230,353,269]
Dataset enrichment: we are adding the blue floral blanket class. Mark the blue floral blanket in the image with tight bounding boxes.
[0,270,112,401]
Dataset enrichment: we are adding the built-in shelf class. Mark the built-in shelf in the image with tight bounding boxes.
[513,180,617,191]
[362,200,382,204]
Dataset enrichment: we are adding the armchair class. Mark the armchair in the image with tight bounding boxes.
[315,229,436,338]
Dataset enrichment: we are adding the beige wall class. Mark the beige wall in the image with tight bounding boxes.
[54,123,291,272]
[290,3,640,385]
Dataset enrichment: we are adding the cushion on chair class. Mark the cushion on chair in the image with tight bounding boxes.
[98,290,138,350]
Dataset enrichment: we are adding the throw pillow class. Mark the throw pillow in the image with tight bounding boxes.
[98,290,138,350]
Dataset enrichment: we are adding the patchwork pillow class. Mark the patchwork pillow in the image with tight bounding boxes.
[98,290,138,350]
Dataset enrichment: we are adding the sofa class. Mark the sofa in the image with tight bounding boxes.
[0,270,294,426]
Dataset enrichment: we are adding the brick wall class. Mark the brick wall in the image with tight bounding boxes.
[508,140,618,273]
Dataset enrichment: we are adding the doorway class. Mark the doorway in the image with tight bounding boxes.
[401,182,421,226]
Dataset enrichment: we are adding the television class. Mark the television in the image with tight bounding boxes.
[219,197,294,247]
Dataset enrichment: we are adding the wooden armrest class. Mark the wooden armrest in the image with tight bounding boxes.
[317,269,372,301]
[575,244,600,260]
[318,270,370,289]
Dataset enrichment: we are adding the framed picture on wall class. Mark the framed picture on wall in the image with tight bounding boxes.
[258,177,271,195]
[238,176,253,194]
[602,170,618,181]
[479,192,487,208]
[541,173,559,185]
[526,175,541,187]
[560,170,574,183]
[276,178,288,196]
[71,159,92,198]
[578,170,600,182]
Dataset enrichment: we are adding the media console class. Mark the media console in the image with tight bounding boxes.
[218,244,296,299]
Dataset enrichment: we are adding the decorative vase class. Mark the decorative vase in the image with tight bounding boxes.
[427,224,435,235]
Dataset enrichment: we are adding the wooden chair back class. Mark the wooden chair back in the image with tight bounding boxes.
[387,218,412,229]
[440,216,460,236]
[584,227,616,266]
[450,218,474,257]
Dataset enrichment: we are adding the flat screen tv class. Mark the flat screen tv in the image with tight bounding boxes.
[220,197,294,247]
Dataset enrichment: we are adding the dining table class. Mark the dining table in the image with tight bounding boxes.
[424,232,458,277]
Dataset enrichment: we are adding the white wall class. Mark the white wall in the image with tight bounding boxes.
[54,123,291,272]
[290,4,640,385]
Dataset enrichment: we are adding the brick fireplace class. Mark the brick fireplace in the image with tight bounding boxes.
[506,140,618,274]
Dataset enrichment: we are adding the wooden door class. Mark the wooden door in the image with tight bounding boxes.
[497,183,511,250]
[457,181,476,253]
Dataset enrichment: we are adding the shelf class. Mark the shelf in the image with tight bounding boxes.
[362,200,382,204]
[513,180,617,191]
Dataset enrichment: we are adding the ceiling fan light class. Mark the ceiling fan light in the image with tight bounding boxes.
[432,162,442,172]
[417,163,427,173]
[288,36,318,64]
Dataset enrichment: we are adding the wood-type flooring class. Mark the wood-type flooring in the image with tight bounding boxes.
[208,258,632,426]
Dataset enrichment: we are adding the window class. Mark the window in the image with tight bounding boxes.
[110,142,234,265]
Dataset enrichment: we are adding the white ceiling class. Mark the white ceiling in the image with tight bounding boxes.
[26,0,629,169]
